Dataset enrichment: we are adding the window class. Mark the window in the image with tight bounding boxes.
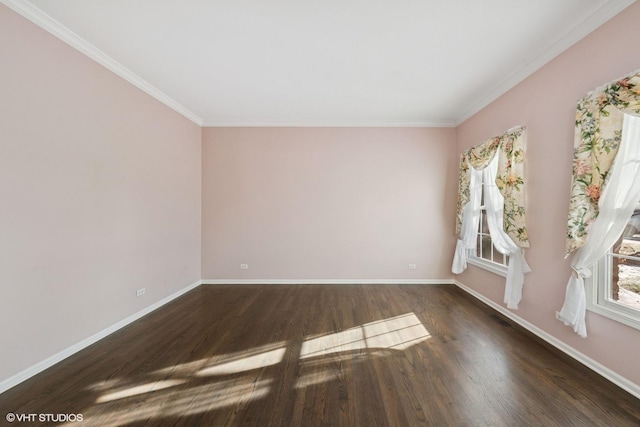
[559,70,640,337]
[585,113,640,331]
[588,204,640,330]
[467,175,509,277]
[452,126,529,309]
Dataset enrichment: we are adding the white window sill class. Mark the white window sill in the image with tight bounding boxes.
[587,302,640,331]
[466,256,508,277]
[586,263,640,331]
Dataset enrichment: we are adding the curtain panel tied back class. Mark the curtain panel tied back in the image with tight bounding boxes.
[452,126,530,309]
[560,70,640,338]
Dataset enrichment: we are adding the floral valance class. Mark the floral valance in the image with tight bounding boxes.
[565,70,640,255]
[456,126,529,248]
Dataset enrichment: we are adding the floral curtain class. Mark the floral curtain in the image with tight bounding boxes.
[560,70,640,337]
[451,166,482,274]
[565,70,640,255]
[456,126,529,248]
[452,126,530,309]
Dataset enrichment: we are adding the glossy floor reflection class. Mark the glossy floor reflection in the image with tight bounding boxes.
[77,312,430,426]
[1,284,638,426]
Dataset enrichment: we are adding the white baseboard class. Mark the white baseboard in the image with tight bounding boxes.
[0,279,202,395]
[454,280,640,400]
[201,279,455,285]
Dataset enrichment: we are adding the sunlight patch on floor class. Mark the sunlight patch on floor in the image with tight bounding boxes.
[81,313,430,424]
[294,313,430,389]
[139,341,289,380]
[295,364,339,389]
[74,379,272,427]
[90,342,286,408]
[149,357,213,377]
[196,347,286,376]
[300,312,430,359]
[86,378,124,392]
[96,379,187,403]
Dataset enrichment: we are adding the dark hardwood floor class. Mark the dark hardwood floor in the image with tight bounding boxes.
[1,284,639,426]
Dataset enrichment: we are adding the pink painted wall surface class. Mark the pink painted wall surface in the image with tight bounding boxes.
[202,127,457,281]
[0,5,201,383]
[456,2,640,387]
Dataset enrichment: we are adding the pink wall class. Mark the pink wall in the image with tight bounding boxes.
[0,5,201,383]
[456,2,640,386]
[202,127,457,281]
[3,0,638,397]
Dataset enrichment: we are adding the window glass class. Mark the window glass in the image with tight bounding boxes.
[469,175,508,273]
[606,208,640,311]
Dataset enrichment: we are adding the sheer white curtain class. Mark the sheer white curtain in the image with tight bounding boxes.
[559,113,640,337]
[452,166,482,274]
[451,154,531,308]
[483,154,531,309]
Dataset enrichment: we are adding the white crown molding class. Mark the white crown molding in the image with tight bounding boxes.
[5,0,632,129]
[0,279,202,395]
[1,0,203,126]
[202,279,455,285]
[454,0,636,126]
[201,120,457,128]
[454,280,640,400]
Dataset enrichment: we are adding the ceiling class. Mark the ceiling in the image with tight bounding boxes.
[4,0,636,126]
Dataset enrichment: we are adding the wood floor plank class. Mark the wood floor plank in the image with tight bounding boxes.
[1,284,639,426]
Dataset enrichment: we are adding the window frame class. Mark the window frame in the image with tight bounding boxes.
[587,231,640,332]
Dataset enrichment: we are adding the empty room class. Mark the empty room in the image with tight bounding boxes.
[1,0,640,425]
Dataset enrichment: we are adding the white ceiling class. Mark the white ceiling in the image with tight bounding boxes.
[4,0,636,126]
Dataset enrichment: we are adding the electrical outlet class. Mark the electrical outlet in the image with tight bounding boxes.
[136,288,146,297]
[240,264,249,270]
[408,264,416,270]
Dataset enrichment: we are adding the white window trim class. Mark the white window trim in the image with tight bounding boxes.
[467,254,508,277]
[587,250,640,331]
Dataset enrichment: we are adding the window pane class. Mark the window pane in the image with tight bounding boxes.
[494,251,505,266]
[480,210,488,235]
[609,254,640,311]
[481,235,492,261]
[612,211,640,256]
[608,208,640,310]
